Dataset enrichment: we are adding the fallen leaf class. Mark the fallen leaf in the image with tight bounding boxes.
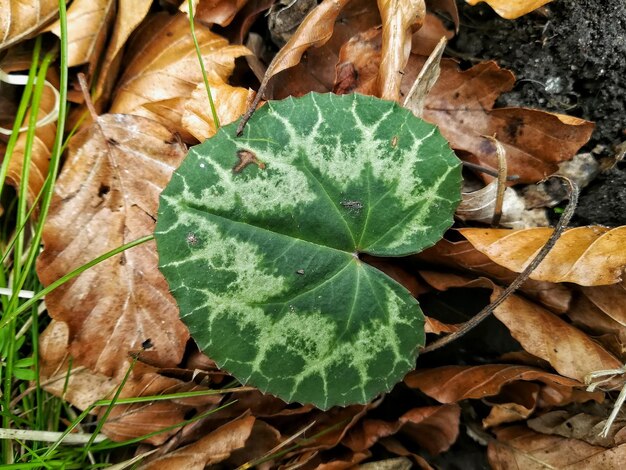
[569,285,626,346]
[0,0,60,51]
[405,364,585,404]
[315,450,372,469]
[466,0,554,20]
[180,0,248,27]
[403,36,446,117]
[488,425,626,469]
[139,416,256,469]
[48,0,115,69]
[110,12,249,140]
[181,81,255,140]
[482,382,540,428]
[527,409,626,447]
[6,78,57,206]
[378,438,434,469]
[36,113,189,378]
[410,11,454,56]
[459,226,626,286]
[427,0,459,31]
[581,279,626,327]
[419,272,623,383]
[344,405,461,455]
[376,0,426,100]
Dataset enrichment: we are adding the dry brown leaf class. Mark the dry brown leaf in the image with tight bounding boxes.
[333,32,593,183]
[416,237,572,313]
[139,416,256,469]
[110,12,249,140]
[0,0,61,51]
[376,0,426,101]
[6,80,56,206]
[36,113,189,378]
[581,279,626,327]
[411,11,454,56]
[344,405,460,455]
[405,364,586,404]
[488,425,626,469]
[378,438,434,469]
[94,0,152,105]
[420,272,623,383]
[459,226,626,286]
[180,0,248,27]
[403,36,446,117]
[48,0,115,69]
[182,81,255,140]
[482,382,540,428]
[466,0,553,19]
[315,450,372,469]
[527,409,626,447]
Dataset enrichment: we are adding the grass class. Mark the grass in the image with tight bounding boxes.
[0,2,228,468]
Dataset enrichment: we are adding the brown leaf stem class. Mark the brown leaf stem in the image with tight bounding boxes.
[421,175,579,353]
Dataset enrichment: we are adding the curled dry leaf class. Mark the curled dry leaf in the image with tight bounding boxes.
[488,425,626,469]
[0,0,60,51]
[6,81,56,206]
[110,13,249,140]
[48,0,115,69]
[36,113,189,378]
[344,405,461,455]
[180,0,248,27]
[460,226,626,286]
[376,0,426,101]
[420,271,623,383]
[182,81,255,140]
[466,0,554,20]
[139,416,256,469]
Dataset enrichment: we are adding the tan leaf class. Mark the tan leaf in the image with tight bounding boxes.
[110,12,249,139]
[48,0,115,68]
[139,416,256,469]
[581,279,626,327]
[0,0,61,51]
[405,364,584,404]
[420,272,623,383]
[459,226,626,286]
[378,438,434,469]
[410,11,454,56]
[466,0,554,20]
[376,0,425,100]
[180,0,248,27]
[488,425,626,469]
[36,114,189,378]
[6,79,57,206]
[182,81,255,140]
[344,405,460,455]
[482,382,540,428]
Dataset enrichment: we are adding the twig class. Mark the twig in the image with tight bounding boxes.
[421,176,579,353]
[0,427,106,445]
[462,161,519,181]
[77,73,98,121]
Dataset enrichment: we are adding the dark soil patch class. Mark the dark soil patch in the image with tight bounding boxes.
[451,0,626,226]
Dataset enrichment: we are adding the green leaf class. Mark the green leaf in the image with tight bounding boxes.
[155,93,461,409]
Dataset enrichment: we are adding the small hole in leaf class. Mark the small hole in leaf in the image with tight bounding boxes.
[98,184,110,197]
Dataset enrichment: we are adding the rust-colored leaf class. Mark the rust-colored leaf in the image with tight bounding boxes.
[344,405,460,455]
[110,12,249,140]
[460,226,626,286]
[180,0,248,27]
[420,272,623,383]
[139,416,256,469]
[376,0,426,100]
[466,0,554,20]
[0,0,61,51]
[48,0,115,69]
[36,114,189,377]
[488,425,626,469]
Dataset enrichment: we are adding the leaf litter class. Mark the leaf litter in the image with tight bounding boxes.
[0,0,622,467]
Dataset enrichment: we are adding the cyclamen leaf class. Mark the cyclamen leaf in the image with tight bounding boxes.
[155,93,461,409]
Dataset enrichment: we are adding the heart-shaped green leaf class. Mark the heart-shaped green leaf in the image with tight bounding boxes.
[155,93,461,409]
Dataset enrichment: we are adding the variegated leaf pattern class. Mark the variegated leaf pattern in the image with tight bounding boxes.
[155,93,462,409]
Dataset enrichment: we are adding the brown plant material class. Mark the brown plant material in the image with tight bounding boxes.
[180,0,248,27]
[48,0,115,69]
[182,81,255,140]
[139,416,256,469]
[110,12,249,140]
[416,237,572,313]
[488,425,626,469]
[460,226,626,286]
[376,0,426,101]
[344,405,461,455]
[6,80,56,206]
[466,0,554,20]
[36,113,189,378]
[0,0,60,51]
[411,11,454,56]
[420,272,623,383]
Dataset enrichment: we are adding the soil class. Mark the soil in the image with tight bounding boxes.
[451,0,626,226]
